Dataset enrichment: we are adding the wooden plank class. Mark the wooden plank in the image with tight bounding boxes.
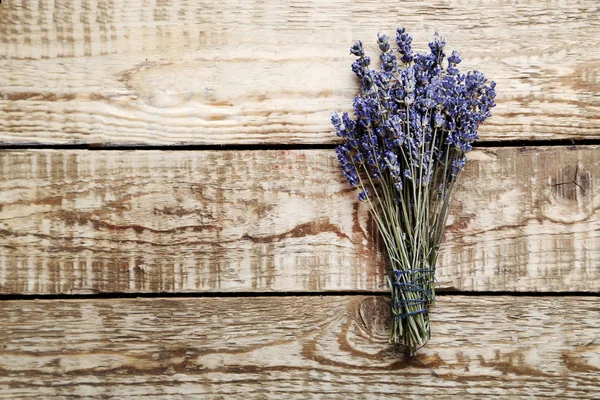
[0,0,599,145]
[0,295,598,398]
[0,146,598,294]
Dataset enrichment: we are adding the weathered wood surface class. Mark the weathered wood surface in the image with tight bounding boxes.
[0,146,597,294]
[1,0,599,145]
[0,295,598,399]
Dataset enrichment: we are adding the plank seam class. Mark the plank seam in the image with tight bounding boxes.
[0,138,599,151]
[0,290,598,301]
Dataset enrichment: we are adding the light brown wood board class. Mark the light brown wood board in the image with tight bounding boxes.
[0,146,597,294]
[0,295,598,399]
[0,0,599,144]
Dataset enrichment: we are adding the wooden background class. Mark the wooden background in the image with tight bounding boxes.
[0,0,598,398]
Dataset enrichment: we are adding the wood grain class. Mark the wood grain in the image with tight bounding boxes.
[0,295,598,399]
[0,146,597,294]
[1,0,599,144]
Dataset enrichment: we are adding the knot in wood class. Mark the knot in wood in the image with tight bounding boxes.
[551,163,591,202]
[356,297,390,338]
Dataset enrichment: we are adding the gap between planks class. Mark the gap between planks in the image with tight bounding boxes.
[1,138,600,151]
[0,290,599,302]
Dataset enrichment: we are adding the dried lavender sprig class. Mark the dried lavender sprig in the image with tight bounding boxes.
[332,28,496,355]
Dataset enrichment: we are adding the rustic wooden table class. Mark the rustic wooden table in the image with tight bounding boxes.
[0,1,598,398]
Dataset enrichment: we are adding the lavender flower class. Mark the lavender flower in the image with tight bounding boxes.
[349,40,365,57]
[396,28,413,64]
[428,32,446,65]
[377,33,391,52]
[358,189,370,201]
[331,28,496,355]
[448,50,461,65]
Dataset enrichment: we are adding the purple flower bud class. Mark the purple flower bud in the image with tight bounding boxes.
[342,112,355,132]
[428,32,446,65]
[396,27,413,63]
[434,112,444,128]
[377,33,390,53]
[351,61,364,78]
[380,52,397,72]
[451,157,466,174]
[336,146,360,187]
[448,50,461,65]
[447,119,456,131]
[331,112,342,131]
[350,40,365,57]
[358,189,370,201]
[384,150,398,165]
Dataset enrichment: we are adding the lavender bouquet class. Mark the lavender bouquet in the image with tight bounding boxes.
[332,29,496,355]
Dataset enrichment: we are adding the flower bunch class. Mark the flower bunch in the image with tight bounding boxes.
[332,29,496,355]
